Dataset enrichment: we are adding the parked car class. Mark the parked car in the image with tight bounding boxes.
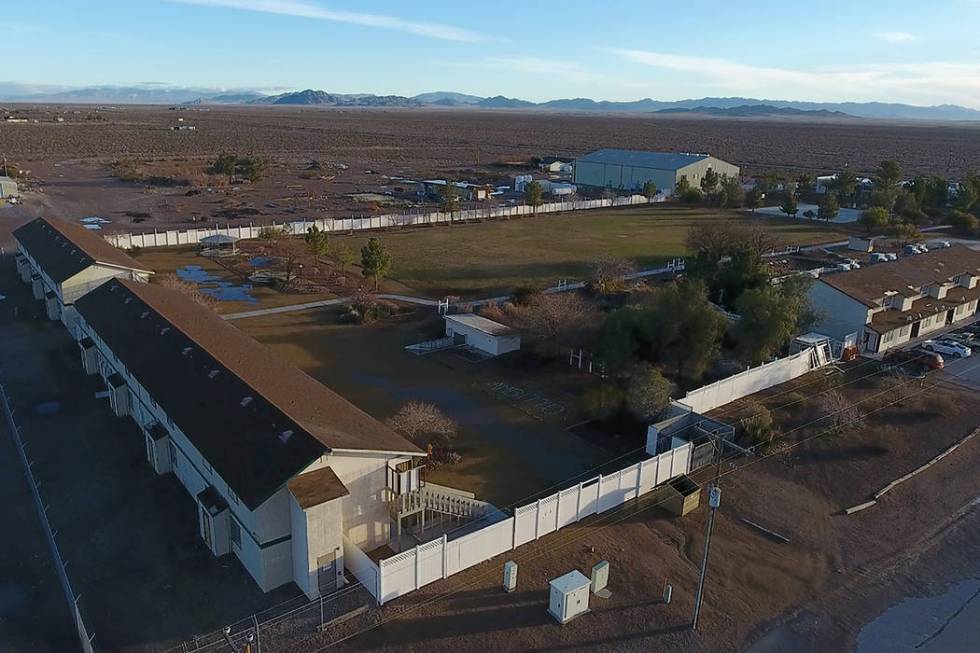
[887,347,944,370]
[922,339,972,359]
[943,332,980,351]
[963,323,980,336]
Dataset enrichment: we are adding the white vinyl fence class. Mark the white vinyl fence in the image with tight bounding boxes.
[678,345,832,414]
[362,443,692,605]
[103,195,654,250]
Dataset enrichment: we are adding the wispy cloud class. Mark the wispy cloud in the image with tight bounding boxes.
[874,31,918,43]
[438,56,650,90]
[610,48,980,107]
[170,0,486,42]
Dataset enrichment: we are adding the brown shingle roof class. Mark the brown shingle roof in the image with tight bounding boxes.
[821,246,980,307]
[74,278,420,509]
[288,466,350,509]
[12,217,151,283]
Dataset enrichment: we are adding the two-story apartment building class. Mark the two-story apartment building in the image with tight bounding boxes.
[808,246,980,355]
[12,217,152,332]
[73,278,426,598]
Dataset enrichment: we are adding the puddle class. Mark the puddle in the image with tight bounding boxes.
[175,265,220,283]
[34,401,62,415]
[248,256,274,268]
[176,266,257,303]
[856,578,980,653]
[199,282,258,304]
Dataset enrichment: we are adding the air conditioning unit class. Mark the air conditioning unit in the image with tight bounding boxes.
[548,570,591,624]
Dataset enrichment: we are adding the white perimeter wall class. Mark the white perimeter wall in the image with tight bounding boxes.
[102,196,656,250]
[679,347,828,414]
[351,443,693,605]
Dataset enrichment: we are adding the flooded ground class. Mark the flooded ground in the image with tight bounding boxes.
[175,264,257,304]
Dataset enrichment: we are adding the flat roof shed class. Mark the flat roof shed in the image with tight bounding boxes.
[445,313,521,357]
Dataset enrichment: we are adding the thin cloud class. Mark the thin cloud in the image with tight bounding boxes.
[874,31,918,42]
[440,56,650,90]
[610,48,980,107]
[170,0,486,42]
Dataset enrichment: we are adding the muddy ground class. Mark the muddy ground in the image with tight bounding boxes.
[309,363,979,653]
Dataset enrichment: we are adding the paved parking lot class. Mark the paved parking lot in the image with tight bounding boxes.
[942,354,980,391]
[0,267,301,653]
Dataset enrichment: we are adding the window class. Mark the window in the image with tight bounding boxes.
[230,519,241,548]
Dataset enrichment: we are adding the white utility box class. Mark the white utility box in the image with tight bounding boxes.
[503,561,518,592]
[591,560,609,594]
[548,570,591,624]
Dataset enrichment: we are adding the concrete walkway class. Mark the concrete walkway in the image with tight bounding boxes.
[223,264,684,320]
[222,293,440,321]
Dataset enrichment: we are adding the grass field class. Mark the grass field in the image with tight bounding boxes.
[332,205,852,298]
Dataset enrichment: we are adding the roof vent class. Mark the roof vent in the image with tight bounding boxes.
[181,346,192,356]
[124,297,133,304]
[208,369,220,379]
[160,327,171,336]
[279,429,294,443]
[140,310,149,318]
[240,396,253,407]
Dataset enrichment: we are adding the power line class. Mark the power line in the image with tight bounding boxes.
[317,358,980,649]
[168,352,950,652]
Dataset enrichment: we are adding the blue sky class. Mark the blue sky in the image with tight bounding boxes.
[6,0,980,107]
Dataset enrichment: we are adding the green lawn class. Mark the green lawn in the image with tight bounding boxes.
[333,205,851,298]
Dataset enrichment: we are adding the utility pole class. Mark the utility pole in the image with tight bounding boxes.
[692,439,724,630]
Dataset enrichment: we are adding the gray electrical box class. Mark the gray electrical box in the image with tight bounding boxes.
[503,560,518,593]
[591,560,609,594]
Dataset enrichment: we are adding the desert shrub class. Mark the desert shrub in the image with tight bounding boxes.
[740,400,778,452]
[783,391,808,410]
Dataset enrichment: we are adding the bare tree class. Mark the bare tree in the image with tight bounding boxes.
[509,292,601,355]
[386,401,457,445]
[158,274,217,309]
[817,390,862,436]
[589,256,636,294]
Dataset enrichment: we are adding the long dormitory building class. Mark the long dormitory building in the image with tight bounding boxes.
[12,217,429,598]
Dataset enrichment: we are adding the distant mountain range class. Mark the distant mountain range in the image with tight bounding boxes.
[2,83,979,121]
[657,104,852,118]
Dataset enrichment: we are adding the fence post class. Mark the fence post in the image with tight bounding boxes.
[414,545,422,591]
[534,499,541,540]
[442,534,448,579]
[512,511,518,550]
[576,482,583,521]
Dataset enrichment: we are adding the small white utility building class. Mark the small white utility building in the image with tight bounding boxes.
[549,570,591,624]
[445,314,521,357]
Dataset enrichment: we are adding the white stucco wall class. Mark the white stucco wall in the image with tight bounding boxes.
[304,451,406,552]
[290,494,344,598]
[807,281,872,342]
